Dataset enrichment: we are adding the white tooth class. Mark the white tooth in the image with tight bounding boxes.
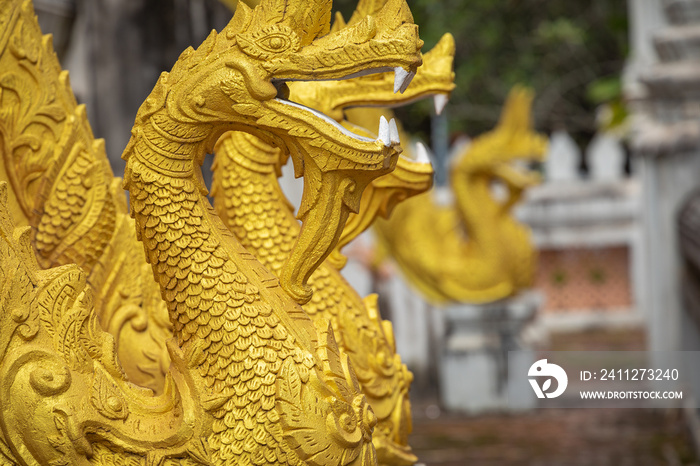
[415,142,432,164]
[434,94,449,115]
[394,67,409,94]
[399,70,416,94]
[378,115,391,147]
[389,118,400,144]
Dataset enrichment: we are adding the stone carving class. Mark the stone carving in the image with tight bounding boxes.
[374,87,548,304]
[0,0,427,463]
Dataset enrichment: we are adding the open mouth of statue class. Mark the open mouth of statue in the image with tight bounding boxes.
[367,92,449,116]
[347,91,448,116]
[511,159,541,176]
[270,66,418,147]
[491,158,542,189]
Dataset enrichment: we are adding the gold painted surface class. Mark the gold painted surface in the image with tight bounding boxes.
[213,129,419,465]
[374,87,548,304]
[0,0,171,395]
[0,0,426,463]
[210,5,453,462]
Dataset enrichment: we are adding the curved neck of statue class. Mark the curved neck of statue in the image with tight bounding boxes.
[452,172,504,251]
[123,107,316,351]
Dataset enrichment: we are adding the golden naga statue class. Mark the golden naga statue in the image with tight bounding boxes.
[210,4,454,463]
[0,0,429,463]
[374,87,548,305]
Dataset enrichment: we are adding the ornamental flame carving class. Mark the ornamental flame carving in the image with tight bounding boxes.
[374,87,548,304]
[0,0,435,463]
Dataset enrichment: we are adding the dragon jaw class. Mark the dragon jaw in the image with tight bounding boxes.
[288,32,456,123]
[278,14,455,263]
[124,0,424,304]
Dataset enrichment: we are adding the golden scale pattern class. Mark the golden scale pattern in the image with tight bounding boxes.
[127,158,301,464]
[213,132,413,463]
[212,132,296,277]
[0,0,432,464]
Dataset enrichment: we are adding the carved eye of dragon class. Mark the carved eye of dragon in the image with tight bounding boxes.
[238,24,301,59]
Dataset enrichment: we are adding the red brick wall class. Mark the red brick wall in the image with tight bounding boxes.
[535,246,632,312]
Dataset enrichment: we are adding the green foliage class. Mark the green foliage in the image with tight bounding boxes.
[587,77,623,104]
[588,76,628,132]
[333,0,629,144]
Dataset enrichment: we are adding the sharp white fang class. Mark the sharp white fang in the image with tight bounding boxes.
[399,70,416,94]
[433,94,449,115]
[389,118,400,144]
[394,67,409,94]
[415,141,431,164]
[434,94,449,115]
[378,115,390,147]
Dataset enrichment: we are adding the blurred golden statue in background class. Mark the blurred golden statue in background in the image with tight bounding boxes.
[374,87,548,304]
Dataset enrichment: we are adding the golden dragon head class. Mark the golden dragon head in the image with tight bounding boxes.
[226,0,454,126]
[124,0,425,304]
[453,86,548,195]
[282,0,455,264]
[289,29,456,123]
[337,0,454,117]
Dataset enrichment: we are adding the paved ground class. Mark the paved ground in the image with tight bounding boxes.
[408,328,699,465]
[410,405,695,465]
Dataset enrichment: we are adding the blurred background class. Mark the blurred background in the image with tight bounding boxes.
[31,0,700,464]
